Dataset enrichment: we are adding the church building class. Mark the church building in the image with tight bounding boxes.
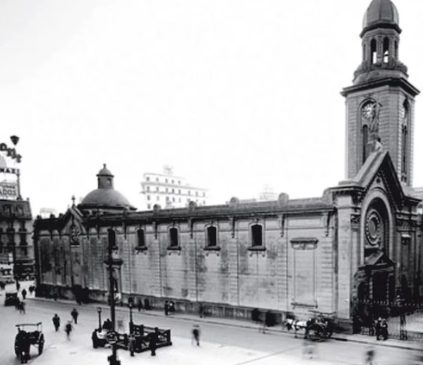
[33,0,422,327]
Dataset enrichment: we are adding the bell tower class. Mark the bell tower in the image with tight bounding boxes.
[342,0,419,186]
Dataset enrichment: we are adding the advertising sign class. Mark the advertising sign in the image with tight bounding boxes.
[0,182,18,200]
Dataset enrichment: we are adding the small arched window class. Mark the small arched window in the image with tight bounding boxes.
[137,229,145,248]
[383,38,390,63]
[370,39,377,64]
[362,125,369,164]
[401,100,409,182]
[206,226,217,247]
[251,224,263,247]
[107,228,118,253]
[169,228,179,247]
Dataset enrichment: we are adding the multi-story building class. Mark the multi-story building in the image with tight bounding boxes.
[0,136,34,279]
[140,166,208,210]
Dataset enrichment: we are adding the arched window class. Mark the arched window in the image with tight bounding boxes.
[137,229,145,248]
[370,39,377,64]
[362,125,369,164]
[251,224,263,247]
[206,226,217,247]
[169,228,178,247]
[401,101,409,182]
[383,38,390,63]
[108,229,117,250]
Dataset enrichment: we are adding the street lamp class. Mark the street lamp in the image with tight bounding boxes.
[104,228,123,366]
[128,300,134,333]
[97,307,102,330]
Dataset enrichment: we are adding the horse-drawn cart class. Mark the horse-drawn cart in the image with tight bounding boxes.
[285,311,335,341]
[15,322,44,363]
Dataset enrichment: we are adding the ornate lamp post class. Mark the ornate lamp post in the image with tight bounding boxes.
[104,228,123,365]
[128,300,134,333]
[97,307,102,330]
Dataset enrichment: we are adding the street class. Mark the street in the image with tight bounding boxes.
[0,290,421,365]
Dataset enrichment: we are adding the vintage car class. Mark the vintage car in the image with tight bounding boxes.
[15,323,44,363]
[5,292,19,306]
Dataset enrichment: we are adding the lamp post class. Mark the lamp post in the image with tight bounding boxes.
[97,307,102,330]
[128,300,134,333]
[104,228,123,365]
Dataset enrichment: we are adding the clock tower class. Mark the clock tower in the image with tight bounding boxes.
[342,0,419,186]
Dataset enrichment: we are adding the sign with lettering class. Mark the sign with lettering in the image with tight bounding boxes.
[0,182,18,200]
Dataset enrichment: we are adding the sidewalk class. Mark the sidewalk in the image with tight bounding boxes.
[29,296,423,353]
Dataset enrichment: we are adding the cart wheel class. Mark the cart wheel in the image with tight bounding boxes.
[307,325,321,342]
[38,335,44,355]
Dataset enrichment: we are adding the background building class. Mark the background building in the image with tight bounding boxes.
[140,166,208,210]
[0,136,34,280]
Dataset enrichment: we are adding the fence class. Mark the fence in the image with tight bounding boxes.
[353,299,423,340]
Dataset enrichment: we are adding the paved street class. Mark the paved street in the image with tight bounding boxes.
[0,289,422,365]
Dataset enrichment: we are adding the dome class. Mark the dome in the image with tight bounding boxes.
[80,188,134,210]
[79,164,136,211]
[97,164,113,177]
[362,0,400,33]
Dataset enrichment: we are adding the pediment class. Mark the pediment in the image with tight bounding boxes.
[364,250,395,268]
[336,150,410,209]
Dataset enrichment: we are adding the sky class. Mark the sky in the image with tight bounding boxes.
[1,0,423,215]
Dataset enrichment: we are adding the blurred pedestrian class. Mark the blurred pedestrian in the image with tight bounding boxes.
[375,317,382,340]
[303,337,315,359]
[71,308,79,324]
[381,318,388,340]
[199,303,204,318]
[149,332,157,356]
[400,313,407,340]
[164,301,169,316]
[16,280,20,292]
[21,288,27,300]
[365,346,375,365]
[18,301,26,314]
[192,324,200,346]
[52,314,60,331]
[28,286,35,295]
[137,298,143,312]
[65,321,73,340]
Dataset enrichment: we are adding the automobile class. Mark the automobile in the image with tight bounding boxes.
[15,322,45,363]
[5,292,19,306]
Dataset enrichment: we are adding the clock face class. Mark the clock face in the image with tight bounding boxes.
[365,210,383,247]
[362,102,376,121]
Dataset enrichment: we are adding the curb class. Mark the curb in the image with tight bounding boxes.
[29,297,423,352]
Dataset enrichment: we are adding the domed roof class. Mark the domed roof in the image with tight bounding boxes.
[97,164,113,177]
[362,0,400,33]
[80,188,134,210]
[79,164,136,211]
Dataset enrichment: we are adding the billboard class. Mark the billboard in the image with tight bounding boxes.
[0,181,18,200]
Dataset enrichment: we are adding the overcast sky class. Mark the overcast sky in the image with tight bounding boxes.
[1,0,423,214]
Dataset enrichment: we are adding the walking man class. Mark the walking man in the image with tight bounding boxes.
[52,314,60,332]
[164,301,169,316]
[71,308,79,324]
[65,321,73,340]
[192,324,200,346]
[21,288,27,300]
[149,332,157,356]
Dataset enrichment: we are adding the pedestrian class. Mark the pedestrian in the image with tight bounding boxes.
[71,308,79,324]
[199,303,204,318]
[16,280,20,292]
[381,318,388,340]
[28,286,35,295]
[400,313,407,340]
[21,288,27,300]
[18,301,26,314]
[365,346,375,365]
[149,331,157,356]
[65,321,73,340]
[137,298,143,312]
[303,337,315,359]
[375,317,381,340]
[52,314,60,331]
[192,324,200,346]
[164,300,169,316]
